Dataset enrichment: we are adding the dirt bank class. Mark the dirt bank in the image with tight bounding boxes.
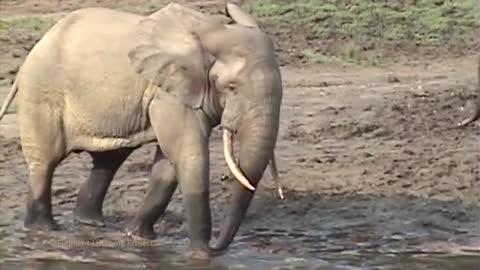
[2,59,480,255]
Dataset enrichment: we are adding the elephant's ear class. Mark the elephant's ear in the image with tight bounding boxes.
[128,45,173,86]
[128,18,211,109]
[149,3,221,33]
[225,2,259,28]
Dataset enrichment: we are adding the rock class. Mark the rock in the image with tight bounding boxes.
[324,156,336,163]
[363,152,373,158]
[387,74,400,83]
[8,67,19,75]
[403,149,415,156]
[12,51,22,58]
[296,157,306,163]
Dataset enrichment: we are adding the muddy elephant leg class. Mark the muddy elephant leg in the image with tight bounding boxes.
[147,100,212,257]
[127,146,178,239]
[24,161,63,230]
[22,106,66,231]
[74,148,133,227]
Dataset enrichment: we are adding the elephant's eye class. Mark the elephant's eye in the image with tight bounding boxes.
[226,83,236,92]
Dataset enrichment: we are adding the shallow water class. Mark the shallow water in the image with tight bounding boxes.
[1,244,479,270]
[1,223,479,270]
[1,190,479,270]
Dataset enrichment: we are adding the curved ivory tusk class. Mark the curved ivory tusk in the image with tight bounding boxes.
[223,129,256,191]
[269,152,284,200]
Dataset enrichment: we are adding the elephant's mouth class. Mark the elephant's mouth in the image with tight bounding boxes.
[222,128,256,191]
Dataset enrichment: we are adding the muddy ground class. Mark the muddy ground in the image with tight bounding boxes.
[0,0,479,269]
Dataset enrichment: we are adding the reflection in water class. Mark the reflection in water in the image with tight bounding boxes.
[1,194,479,270]
[0,227,479,270]
[1,250,479,270]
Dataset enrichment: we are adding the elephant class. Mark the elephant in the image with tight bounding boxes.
[458,54,480,127]
[0,2,284,256]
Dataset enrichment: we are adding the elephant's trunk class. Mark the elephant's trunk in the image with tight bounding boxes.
[214,110,279,250]
[459,54,480,127]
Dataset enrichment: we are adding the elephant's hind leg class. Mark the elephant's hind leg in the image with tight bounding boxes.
[21,106,66,231]
[74,148,133,227]
[24,164,61,230]
[25,161,65,230]
[126,146,178,239]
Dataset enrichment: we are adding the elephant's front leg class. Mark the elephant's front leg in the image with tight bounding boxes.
[176,142,212,254]
[126,146,178,239]
[148,98,212,257]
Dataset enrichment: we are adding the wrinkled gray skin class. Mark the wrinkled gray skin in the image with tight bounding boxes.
[0,3,282,256]
[458,55,480,127]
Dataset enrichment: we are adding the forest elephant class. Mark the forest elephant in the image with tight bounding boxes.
[458,55,480,127]
[0,2,283,256]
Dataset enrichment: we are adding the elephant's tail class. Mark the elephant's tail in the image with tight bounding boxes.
[0,78,19,121]
[458,54,480,127]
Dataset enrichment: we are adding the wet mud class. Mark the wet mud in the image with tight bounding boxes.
[2,61,480,269]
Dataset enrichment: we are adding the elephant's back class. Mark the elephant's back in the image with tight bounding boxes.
[17,8,154,147]
[18,7,146,99]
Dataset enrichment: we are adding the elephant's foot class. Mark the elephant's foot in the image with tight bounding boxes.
[125,222,157,240]
[185,248,212,260]
[186,243,220,260]
[73,208,106,227]
[24,202,58,231]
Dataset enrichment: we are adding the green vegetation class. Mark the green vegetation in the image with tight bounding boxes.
[0,1,477,66]
[0,16,54,38]
[245,0,479,64]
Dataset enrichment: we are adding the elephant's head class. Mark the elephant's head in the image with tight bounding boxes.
[202,4,283,250]
[129,3,282,251]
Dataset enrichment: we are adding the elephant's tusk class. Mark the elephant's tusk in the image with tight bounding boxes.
[223,129,256,191]
[269,152,284,200]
